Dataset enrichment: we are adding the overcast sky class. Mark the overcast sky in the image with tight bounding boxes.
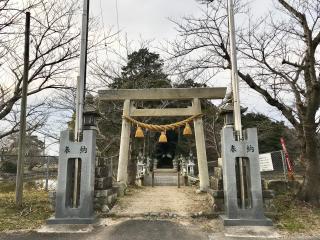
[89,0,283,120]
[91,0,273,43]
[45,0,283,155]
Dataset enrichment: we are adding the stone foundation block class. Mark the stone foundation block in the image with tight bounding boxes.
[213,167,223,179]
[113,182,127,197]
[95,177,112,190]
[210,177,223,190]
[95,167,110,178]
[94,189,113,197]
[96,157,107,167]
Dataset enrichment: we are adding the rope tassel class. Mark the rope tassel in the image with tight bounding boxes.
[135,125,144,138]
[123,114,203,142]
[183,123,192,136]
[159,131,167,143]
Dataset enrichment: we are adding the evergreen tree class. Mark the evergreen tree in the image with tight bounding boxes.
[98,49,173,184]
[242,113,297,154]
[109,48,171,89]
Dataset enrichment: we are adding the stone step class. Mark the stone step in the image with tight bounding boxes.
[143,174,183,186]
[154,172,178,176]
[154,168,177,173]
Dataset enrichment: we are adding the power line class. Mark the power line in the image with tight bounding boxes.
[115,0,121,67]
[99,0,109,57]
[115,0,120,37]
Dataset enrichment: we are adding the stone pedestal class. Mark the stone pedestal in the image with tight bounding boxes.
[47,130,96,224]
[221,127,272,226]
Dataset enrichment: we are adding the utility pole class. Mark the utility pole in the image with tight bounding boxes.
[16,12,30,207]
[76,0,90,140]
[227,0,246,209]
[73,0,90,208]
[44,136,49,191]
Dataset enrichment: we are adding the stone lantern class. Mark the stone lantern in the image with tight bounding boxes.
[83,93,100,130]
[187,152,195,176]
[220,103,247,127]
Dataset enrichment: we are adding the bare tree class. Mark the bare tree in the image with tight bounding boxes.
[0,0,115,141]
[169,0,320,205]
[0,0,81,139]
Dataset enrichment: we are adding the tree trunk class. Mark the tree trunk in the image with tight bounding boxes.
[297,121,320,206]
[296,127,307,167]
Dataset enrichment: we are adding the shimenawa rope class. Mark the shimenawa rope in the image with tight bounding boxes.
[123,114,203,132]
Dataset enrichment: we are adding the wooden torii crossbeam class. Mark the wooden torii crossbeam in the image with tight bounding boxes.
[98,87,227,191]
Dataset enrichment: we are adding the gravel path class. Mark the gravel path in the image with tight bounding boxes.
[110,186,212,217]
[2,186,319,239]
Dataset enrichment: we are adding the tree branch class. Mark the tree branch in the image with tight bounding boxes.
[238,70,299,127]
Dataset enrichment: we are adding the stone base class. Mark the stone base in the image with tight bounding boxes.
[223,225,280,239]
[113,182,127,197]
[220,215,273,226]
[94,188,118,212]
[207,188,275,213]
[38,223,96,233]
[196,188,207,194]
[47,216,97,225]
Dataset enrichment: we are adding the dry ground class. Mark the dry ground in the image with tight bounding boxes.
[1,183,320,239]
[110,186,212,217]
[108,186,224,234]
[0,182,52,232]
[108,185,320,238]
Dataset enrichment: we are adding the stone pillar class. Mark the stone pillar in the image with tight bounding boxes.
[221,127,272,226]
[47,130,96,224]
[117,99,131,183]
[192,98,209,191]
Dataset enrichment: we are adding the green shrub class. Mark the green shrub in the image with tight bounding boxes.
[0,161,17,173]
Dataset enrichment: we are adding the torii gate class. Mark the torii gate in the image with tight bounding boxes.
[98,87,226,191]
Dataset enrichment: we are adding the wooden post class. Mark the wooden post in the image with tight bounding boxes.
[192,98,209,191]
[16,12,30,207]
[117,100,131,183]
[152,171,154,187]
[45,157,49,191]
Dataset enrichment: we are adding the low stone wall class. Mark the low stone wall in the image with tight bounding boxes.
[207,164,277,213]
[94,154,116,212]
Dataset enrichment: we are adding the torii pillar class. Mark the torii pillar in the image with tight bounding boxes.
[117,99,131,183]
[192,98,209,191]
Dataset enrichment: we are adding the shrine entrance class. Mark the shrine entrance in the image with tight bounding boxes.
[98,87,226,191]
[157,153,173,169]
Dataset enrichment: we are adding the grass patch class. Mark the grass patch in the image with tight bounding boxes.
[0,187,53,232]
[271,193,320,233]
[0,182,16,193]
